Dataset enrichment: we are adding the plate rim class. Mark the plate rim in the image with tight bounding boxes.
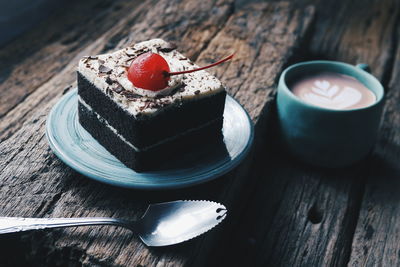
[46,88,254,190]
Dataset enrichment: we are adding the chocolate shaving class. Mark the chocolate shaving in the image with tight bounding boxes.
[98,59,105,65]
[158,42,177,53]
[105,76,114,85]
[179,57,188,60]
[137,97,174,112]
[111,81,125,93]
[99,65,112,74]
[121,91,141,99]
[194,90,200,95]
[83,55,97,63]
[168,83,186,95]
[125,49,147,58]
[83,55,98,63]
[105,87,114,97]
[135,50,148,58]
[125,51,136,57]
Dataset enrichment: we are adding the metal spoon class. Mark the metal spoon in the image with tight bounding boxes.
[0,200,227,247]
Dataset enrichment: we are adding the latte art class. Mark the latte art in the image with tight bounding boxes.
[290,72,376,110]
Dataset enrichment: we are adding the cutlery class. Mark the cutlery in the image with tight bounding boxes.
[0,200,227,247]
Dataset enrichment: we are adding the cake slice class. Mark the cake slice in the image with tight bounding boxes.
[77,39,227,171]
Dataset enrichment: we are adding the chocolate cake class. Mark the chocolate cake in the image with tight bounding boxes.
[77,39,226,171]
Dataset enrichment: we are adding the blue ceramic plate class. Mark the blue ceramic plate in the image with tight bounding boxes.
[46,88,254,190]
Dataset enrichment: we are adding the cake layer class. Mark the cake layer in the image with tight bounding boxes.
[78,72,226,149]
[78,102,225,172]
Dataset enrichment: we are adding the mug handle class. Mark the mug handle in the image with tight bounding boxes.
[356,63,371,73]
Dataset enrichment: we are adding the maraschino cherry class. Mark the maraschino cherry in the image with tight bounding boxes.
[127,52,234,91]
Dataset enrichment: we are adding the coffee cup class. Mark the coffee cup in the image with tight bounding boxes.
[276,60,385,168]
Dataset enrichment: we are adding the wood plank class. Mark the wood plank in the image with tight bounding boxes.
[348,22,400,266]
[0,0,145,121]
[0,1,314,266]
[212,0,400,266]
[289,0,398,83]
[191,3,315,266]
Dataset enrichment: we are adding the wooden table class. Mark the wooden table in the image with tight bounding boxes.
[0,0,399,266]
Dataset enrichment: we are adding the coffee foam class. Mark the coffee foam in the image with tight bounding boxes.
[290,72,376,110]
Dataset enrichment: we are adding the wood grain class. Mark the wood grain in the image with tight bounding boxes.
[213,0,400,266]
[348,24,400,267]
[307,0,399,84]
[0,0,145,120]
[0,0,314,266]
[0,0,149,143]
[3,0,398,265]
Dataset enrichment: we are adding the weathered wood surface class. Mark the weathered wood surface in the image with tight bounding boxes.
[3,0,400,266]
[0,0,143,141]
[213,0,400,266]
[0,0,314,266]
[348,26,400,266]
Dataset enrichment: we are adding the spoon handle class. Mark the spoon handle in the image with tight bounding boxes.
[0,217,132,234]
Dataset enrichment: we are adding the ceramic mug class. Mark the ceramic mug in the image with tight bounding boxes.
[276,60,385,168]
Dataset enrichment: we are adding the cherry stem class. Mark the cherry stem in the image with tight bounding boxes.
[168,54,234,76]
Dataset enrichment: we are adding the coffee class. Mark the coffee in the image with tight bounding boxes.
[290,71,376,110]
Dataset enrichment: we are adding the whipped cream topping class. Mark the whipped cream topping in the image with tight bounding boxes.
[78,39,224,117]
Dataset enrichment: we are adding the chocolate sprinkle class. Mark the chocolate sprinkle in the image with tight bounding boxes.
[99,65,112,74]
[158,42,177,53]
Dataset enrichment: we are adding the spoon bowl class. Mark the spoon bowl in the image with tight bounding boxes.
[0,200,227,247]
